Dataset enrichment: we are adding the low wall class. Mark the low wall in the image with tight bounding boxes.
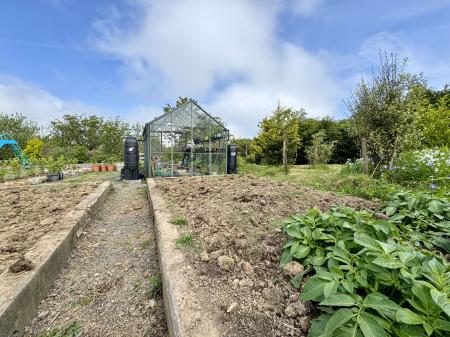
[0,181,112,336]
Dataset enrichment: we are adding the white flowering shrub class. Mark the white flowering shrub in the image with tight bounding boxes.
[382,147,450,187]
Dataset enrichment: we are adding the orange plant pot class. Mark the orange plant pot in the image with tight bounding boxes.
[92,164,100,172]
[100,165,107,171]
[106,165,115,172]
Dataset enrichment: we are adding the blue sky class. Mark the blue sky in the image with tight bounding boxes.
[1,0,449,137]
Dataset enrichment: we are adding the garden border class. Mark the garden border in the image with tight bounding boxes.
[146,178,220,337]
[0,180,112,336]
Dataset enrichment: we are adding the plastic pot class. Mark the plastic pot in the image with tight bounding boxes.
[47,174,60,182]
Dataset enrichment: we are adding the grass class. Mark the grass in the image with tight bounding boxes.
[169,217,188,226]
[174,233,203,253]
[175,233,194,248]
[37,322,81,337]
[148,274,162,298]
[63,171,118,183]
[239,163,441,201]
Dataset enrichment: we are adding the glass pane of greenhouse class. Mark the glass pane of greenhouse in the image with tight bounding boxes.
[143,101,229,178]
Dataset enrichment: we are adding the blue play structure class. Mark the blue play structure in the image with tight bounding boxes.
[0,133,31,167]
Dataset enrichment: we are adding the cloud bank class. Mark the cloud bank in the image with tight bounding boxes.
[93,0,341,136]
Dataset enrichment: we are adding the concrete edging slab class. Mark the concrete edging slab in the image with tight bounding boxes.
[146,178,219,337]
[0,181,112,337]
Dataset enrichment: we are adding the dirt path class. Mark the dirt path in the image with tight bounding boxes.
[23,180,167,337]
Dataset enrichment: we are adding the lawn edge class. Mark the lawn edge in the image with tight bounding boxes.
[0,181,112,336]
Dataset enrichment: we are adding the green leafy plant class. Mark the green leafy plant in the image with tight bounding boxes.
[280,202,450,337]
[44,155,66,174]
[10,158,21,179]
[0,161,7,183]
[382,191,450,253]
[169,217,188,226]
[37,322,81,337]
[148,274,162,298]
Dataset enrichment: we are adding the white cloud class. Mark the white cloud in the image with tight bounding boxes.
[92,0,339,137]
[0,75,102,126]
[358,32,450,88]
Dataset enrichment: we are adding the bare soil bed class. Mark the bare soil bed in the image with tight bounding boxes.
[0,182,99,275]
[156,175,377,337]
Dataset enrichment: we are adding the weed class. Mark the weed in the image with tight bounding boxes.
[76,294,93,307]
[140,239,151,249]
[37,322,81,337]
[169,217,187,226]
[148,274,162,298]
[175,233,194,248]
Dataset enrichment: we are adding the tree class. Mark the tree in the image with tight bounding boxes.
[415,88,450,147]
[50,114,103,150]
[99,118,130,159]
[163,97,198,113]
[346,53,426,166]
[296,117,359,164]
[251,104,302,173]
[305,130,335,166]
[0,112,40,147]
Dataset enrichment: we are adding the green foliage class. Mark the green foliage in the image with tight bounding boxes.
[417,91,450,147]
[23,138,44,160]
[250,105,302,165]
[280,193,450,337]
[340,158,364,176]
[0,161,7,183]
[50,114,103,150]
[0,112,40,148]
[10,158,21,178]
[175,233,194,248]
[100,118,129,159]
[37,322,81,337]
[169,217,188,226]
[49,114,130,161]
[382,148,450,189]
[44,156,66,174]
[297,118,359,165]
[148,274,162,298]
[346,53,426,165]
[382,191,450,253]
[305,129,335,166]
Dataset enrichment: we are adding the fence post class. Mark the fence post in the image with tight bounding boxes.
[362,138,369,175]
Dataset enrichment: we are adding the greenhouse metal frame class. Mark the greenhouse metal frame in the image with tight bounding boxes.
[142,101,229,178]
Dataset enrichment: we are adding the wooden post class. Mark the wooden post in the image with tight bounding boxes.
[362,138,369,175]
[282,136,288,175]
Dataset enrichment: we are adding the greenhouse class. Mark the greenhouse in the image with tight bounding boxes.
[142,101,229,177]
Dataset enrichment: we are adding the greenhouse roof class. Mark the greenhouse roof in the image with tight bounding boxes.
[144,101,228,134]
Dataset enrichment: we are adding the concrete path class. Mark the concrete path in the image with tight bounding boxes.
[23,180,167,337]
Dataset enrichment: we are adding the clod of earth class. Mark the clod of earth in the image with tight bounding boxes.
[9,256,34,273]
[282,261,304,278]
[217,255,235,271]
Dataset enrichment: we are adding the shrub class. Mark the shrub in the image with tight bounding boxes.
[0,161,7,182]
[306,130,335,166]
[24,138,44,160]
[44,156,66,174]
[382,148,450,187]
[280,193,450,337]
